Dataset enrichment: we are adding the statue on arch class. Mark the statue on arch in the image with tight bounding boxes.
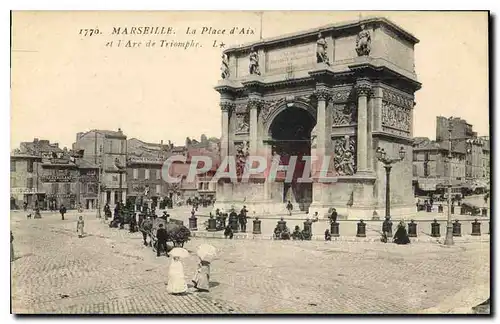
[355,24,371,56]
[249,47,261,75]
[221,53,230,79]
[316,33,330,65]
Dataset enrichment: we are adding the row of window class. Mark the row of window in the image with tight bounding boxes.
[11,160,34,173]
[131,168,162,180]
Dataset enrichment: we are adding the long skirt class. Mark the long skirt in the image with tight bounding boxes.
[167,261,187,294]
[192,262,210,291]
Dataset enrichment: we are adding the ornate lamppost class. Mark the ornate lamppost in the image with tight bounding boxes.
[376,146,406,219]
[444,117,454,246]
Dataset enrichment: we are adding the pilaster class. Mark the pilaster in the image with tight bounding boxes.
[355,78,372,174]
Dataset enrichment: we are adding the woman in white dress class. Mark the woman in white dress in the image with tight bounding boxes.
[167,256,188,295]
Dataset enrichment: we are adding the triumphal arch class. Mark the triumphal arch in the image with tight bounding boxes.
[214,17,421,219]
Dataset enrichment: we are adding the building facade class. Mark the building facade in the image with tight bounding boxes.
[40,158,79,210]
[10,153,43,209]
[214,17,421,219]
[73,129,127,207]
[412,117,490,196]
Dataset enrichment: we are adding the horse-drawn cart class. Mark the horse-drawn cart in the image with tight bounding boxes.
[139,217,191,251]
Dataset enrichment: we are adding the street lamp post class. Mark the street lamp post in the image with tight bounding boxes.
[444,117,454,246]
[376,146,406,219]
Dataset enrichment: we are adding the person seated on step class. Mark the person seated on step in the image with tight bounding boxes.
[301,227,312,241]
[273,225,281,240]
[224,225,233,239]
[324,229,332,241]
[291,226,303,240]
[281,226,291,240]
[393,221,410,245]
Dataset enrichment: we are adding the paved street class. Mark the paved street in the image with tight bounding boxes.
[11,209,490,314]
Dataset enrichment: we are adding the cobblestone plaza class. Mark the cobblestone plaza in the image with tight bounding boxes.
[10,209,490,314]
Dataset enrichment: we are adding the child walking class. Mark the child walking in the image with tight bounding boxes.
[76,216,85,238]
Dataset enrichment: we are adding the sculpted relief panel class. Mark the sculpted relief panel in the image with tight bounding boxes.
[235,113,250,134]
[333,136,356,176]
[381,89,413,136]
[331,102,357,126]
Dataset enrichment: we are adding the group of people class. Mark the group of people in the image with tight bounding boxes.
[214,206,248,234]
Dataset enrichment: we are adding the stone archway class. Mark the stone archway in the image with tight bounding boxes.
[268,104,316,211]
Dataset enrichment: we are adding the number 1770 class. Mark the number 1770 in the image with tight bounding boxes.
[79,29,100,36]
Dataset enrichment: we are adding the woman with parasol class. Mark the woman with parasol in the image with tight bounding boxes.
[167,247,189,295]
[192,244,216,292]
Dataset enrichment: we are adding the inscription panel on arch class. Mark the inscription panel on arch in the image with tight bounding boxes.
[266,43,315,73]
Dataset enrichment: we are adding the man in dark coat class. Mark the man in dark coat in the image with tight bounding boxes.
[156,223,169,257]
[329,208,338,223]
[59,204,67,220]
[238,206,248,232]
[229,209,238,231]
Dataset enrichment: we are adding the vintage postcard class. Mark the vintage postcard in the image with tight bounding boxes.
[10,11,490,315]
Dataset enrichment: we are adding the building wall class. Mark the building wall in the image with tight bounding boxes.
[10,157,43,207]
[126,164,168,198]
[41,165,79,209]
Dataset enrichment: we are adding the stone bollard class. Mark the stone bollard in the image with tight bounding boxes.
[407,220,417,237]
[207,216,217,232]
[482,208,488,217]
[453,219,462,237]
[277,217,286,232]
[438,205,444,213]
[356,220,366,237]
[431,219,441,237]
[330,221,340,237]
[252,218,262,234]
[230,216,239,233]
[471,219,481,236]
[189,215,198,231]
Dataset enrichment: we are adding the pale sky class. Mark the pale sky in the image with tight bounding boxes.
[11,11,489,149]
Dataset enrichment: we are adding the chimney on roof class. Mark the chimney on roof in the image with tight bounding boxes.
[34,138,39,143]
[161,140,163,146]
[118,128,122,134]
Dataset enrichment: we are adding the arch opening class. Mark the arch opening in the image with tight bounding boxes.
[268,106,316,211]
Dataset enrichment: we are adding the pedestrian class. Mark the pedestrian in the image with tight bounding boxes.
[76,216,85,238]
[59,204,67,220]
[156,223,169,257]
[167,256,188,295]
[129,214,138,233]
[192,256,210,292]
[286,200,293,216]
[10,231,14,262]
[329,208,338,223]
